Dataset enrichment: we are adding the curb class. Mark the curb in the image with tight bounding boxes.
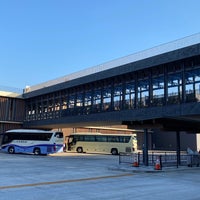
[108,164,200,173]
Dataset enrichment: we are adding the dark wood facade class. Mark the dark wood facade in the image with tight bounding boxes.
[0,96,24,133]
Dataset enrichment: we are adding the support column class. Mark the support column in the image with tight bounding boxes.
[176,131,181,166]
[143,129,149,166]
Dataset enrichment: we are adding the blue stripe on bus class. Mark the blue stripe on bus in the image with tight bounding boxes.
[1,144,63,154]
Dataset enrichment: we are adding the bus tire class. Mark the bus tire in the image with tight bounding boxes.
[111,148,118,155]
[8,146,15,154]
[76,147,83,153]
[33,148,41,155]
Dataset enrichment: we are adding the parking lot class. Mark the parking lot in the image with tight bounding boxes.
[0,152,200,200]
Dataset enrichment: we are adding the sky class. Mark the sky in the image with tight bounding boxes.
[1,0,200,90]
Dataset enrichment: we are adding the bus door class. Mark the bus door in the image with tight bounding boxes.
[65,135,75,151]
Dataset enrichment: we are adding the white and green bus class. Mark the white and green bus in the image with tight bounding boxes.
[66,132,137,155]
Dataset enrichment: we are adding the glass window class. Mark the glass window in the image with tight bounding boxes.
[107,136,119,142]
[185,71,195,102]
[84,135,95,142]
[102,87,111,111]
[85,91,92,106]
[76,93,84,107]
[125,82,135,109]
[55,132,63,138]
[152,76,164,106]
[74,135,84,142]
[185,68,200,102]
[167,73,182,104]
[137,79,149,107]
[93,89,101,112]
[69,95,75,108]
[119,136,131,143]
[114,85,123,110]
[95,136,107,142]
[84,91,92,114]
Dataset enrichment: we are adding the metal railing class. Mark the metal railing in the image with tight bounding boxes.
[119,152,200,169]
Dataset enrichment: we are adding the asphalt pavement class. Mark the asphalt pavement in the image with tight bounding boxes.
[0,152,199,200]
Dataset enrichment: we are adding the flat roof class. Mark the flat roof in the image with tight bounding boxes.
[0,91,22,98]
[25,33,200,93]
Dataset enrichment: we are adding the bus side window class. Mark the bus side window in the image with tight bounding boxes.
[108,136,119,142]
[124,136,131,143]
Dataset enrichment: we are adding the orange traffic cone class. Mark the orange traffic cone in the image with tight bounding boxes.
[133,155,139,167]
[154,157,161,170]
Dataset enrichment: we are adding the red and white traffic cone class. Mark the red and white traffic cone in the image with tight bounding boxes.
[154,157,161,170]
[133,155,139,167]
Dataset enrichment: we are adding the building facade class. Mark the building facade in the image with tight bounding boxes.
[0,90,24,133]
[2,34,200,151]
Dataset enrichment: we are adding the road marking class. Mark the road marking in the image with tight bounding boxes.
[0,173,133,190]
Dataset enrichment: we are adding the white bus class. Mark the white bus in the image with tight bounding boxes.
[66,132,137,155]
[0,129,63,155]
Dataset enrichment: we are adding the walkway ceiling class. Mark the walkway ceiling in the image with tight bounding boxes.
[124,117,200,132]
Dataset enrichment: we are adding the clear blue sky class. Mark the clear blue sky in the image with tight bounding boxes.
[1,0,200,90]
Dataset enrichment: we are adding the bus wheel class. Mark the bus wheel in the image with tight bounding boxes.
[111,148,118,155]
[76,147,83,153]
[8,146,15,154]
[33,148,41,155]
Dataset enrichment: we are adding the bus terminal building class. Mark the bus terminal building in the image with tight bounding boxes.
[1,33,200,152]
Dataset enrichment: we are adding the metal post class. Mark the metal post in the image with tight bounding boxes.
[138,152,140,166]
[143,129,149,166]
[159,155,162,170]
[176,131,181,167]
